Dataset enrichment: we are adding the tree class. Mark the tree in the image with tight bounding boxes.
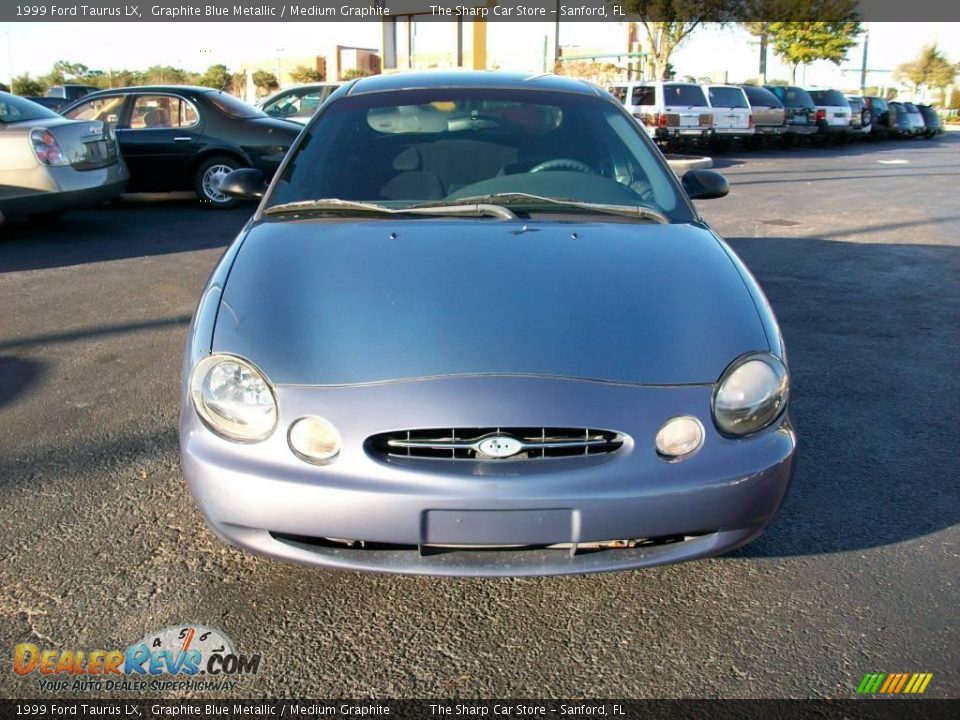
[893,44,957,99]
[766,20,862,83]
[198,64,232,90]
[341,68,377,81]
[143,65,189,85]
[251,70,279,97]
[52,60,89,80]
[620,1,735,80]
[12,73,45,96]
[289,64,323,83]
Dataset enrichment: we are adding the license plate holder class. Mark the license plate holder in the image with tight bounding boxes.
[424,509,572,546]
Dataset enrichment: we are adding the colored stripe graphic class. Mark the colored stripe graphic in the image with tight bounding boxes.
[879,674,897,693]
[857,673,886,694]
[858,673,933,694]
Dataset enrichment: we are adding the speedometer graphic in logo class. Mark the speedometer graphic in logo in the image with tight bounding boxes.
[138,625,235,665]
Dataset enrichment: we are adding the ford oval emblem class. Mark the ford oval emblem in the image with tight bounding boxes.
[477,435,524,458]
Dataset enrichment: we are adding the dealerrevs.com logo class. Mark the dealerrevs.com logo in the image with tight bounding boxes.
[14,624,260,692]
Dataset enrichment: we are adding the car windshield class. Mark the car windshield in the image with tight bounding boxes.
[0,93,59,123]
[266,88,691,223]
[903,102,918,112]
[206,91,265,118]
[708,87,747,108]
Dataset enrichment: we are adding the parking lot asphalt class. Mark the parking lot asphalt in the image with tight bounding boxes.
[1,135,958,699]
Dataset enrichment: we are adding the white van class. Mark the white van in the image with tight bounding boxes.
[609,81,714,145]
[704,85,755,144]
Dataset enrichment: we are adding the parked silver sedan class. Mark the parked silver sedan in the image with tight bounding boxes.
[0,91,128,223]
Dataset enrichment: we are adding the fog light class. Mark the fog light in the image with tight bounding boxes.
[655,416,704,460]
[288,416,341,464]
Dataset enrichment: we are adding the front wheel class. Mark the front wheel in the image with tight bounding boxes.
[194,156,244,208]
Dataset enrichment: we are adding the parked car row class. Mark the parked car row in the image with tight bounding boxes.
[609,80,945,150]
[2,75,948,225]
[1,85,303,222]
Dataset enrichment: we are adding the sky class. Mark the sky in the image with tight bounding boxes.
[2,21,958,94]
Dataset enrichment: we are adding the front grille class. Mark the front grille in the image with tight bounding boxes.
[368,427,625,461]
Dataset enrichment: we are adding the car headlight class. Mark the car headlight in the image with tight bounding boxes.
[655,416,704,460]
[712,353,789,436]
[189,354,277,442]
[288,416,341,464]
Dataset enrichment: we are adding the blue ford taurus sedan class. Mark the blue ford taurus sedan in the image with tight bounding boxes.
[180,72,796,576]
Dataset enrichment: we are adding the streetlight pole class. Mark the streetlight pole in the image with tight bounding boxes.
[759,27,767,83]
[860,25,870,95]
[554,0,560,67]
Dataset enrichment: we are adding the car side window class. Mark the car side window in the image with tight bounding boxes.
[129,95,199,130]
[268,90,326,119]
[64,95,126,125]
[608,86,627,103]
[631,87,655,106]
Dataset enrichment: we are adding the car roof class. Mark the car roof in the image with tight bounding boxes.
[81,85,218,96]
[346,71,604,97]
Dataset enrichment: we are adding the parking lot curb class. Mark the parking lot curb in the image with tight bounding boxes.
[665,154,714,174]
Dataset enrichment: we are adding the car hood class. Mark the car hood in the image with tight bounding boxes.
[212,218,769,386]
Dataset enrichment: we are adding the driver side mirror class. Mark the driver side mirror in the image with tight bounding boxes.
[681,169,729,200]
[219,168,268,200]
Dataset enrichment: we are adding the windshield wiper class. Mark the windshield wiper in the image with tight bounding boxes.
[264,198,516,220]
[408,193,670,224]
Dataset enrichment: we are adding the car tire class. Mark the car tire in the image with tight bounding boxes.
[194,155,245,208]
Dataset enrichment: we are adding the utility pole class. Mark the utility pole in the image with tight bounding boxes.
[759,23,768,83]
[554,0,561,67]
[860,25,870,95]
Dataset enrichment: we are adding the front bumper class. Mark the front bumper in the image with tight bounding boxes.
[180,376,796,576]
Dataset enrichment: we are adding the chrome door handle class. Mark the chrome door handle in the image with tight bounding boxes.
[173,136,193,142]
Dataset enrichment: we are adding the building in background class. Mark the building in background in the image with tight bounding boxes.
[238,46,380,101]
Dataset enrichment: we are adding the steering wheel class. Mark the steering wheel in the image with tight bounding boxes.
[529,158,594,174]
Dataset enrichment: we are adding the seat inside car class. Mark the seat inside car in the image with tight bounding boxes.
[379,146,445,201]
[143,107,170,128]
[379,140,520,200]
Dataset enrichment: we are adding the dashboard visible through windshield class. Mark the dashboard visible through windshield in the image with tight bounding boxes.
[267,88,692,223]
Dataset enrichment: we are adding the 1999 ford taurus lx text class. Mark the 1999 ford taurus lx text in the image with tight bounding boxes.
[179,72,796,576]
